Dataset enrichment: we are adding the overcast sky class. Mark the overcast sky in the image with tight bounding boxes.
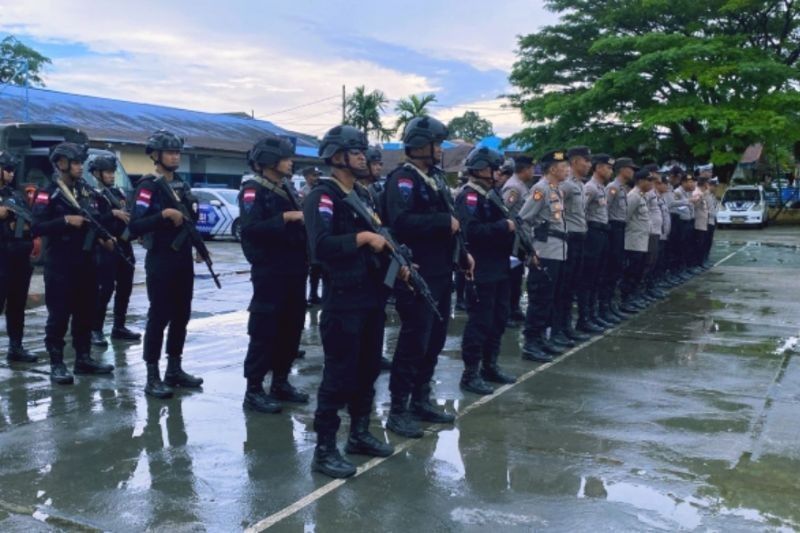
[0,1,559,139]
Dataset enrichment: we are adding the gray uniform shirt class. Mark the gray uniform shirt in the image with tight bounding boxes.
[584,176,609,225]
[658,192,671,240]
[672,187,694,220]
[518,177,568,261]
[693,188,709,231]
[606,178,629,222]
[560,176,588,233]
[624,187,650,252]
[706,190,718,225]
[646,189,662,235]
[501,175,532,214]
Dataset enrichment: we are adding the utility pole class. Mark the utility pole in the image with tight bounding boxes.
[342,85,346,123]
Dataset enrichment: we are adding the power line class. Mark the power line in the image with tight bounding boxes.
[255,94,340,119]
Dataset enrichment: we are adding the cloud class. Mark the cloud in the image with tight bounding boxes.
[0,1,558,138]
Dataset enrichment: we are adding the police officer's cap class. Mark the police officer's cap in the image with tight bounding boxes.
[500,158,515,175]
[319,125,368,160]
[465,146,504,172]
[539,149,567,165]
[402,116,448,149]
[566,146,591,160]
[365,146,383,163]
[248,133,295,169]
[660,174,670,184]
[49,142,88,165]
[680,173,695,183]
[613,157,638,172]
[88,155,118,173]
[669,165,684,176]
[514,155,534,168]
[591,153,615,167]
[709,177,719,185]
[642,163,659,173]
[0,150,19,170]
[633,168,651,182]
[145,129,184,154]
[302,166,322,177]
[697,176,709,185]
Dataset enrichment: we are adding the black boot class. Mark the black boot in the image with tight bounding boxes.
[564,320,591,342]
[74,352,114,375]
[312,433,356,479]
[270,377,309,404]
[164,356,203,388]
[91,330,109,347]
[144,363,174,399]
[461,366,495,395]
[411,384,455,423]
[345,417,394,457]
[7,340,37,363]
[521,336,554,363]
[243,387,282,414]
[541,333,566,355]
[480,357,516,384]
[380,356,392,371]
[49,348,74,385]
[111,325,141,341]
[386,396,424,438]
[577,316,604,334]
[549,330,576,348]
[597,303,621,325]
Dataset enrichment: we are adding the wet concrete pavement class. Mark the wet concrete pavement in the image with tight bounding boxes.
[1,228,799,532]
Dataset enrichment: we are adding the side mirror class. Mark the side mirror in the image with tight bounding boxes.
[209,199,222,207]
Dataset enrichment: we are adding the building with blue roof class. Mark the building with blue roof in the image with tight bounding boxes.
[0,85,319,185]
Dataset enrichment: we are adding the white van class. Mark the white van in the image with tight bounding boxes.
[716,185,769,228]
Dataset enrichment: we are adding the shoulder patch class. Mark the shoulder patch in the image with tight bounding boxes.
[533,189,544,201]
[397,177,414,201]
[610,188,617,195]
[242,187,257,213]
[318,194,334,222]
[465,192,478,213]
[34,191,50,205]
[505,189,520,206]
[136,188,153,208]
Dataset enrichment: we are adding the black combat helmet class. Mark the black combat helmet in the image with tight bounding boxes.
[247,133,295,171]
[49,142,88,166]
[318,125,368,161]
[88,155,118,174]
[402,116,448,149]
[0,150,19,170]
[365,146,383,163]
[145,129,184,154]
[464,146,504,172]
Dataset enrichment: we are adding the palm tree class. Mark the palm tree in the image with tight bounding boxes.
[394,94,437,133]
[344,86,394,141]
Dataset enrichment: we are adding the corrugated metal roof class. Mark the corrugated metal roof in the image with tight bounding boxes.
[0,85,319,157]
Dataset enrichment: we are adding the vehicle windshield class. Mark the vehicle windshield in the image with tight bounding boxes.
[216,189,240,205]
[723,189,760,203]
[82,165,133,191]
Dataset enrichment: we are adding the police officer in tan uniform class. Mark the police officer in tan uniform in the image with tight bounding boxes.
[620,169,653,313]
[501,155,536,325]
[518,150,569,362]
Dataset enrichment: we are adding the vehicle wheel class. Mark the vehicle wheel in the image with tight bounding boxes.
[232,219,242,242]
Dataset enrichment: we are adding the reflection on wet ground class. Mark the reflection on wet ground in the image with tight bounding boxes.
[1,229,800,531]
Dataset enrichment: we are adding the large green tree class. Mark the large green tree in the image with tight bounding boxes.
[344,86,394,141]
[509,0,800,179]
[394,94,437,132]
[0,35,51,87]
[447,111,495,142]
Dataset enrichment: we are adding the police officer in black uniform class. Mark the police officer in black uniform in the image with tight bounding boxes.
[456,147,517,396]
[89,155,141,346]
[239,134,309,414]
[130,130,203,399]
[0,151,37,362]
[31,143,115,384]
[304,125,398,478]
[384,116,474,439]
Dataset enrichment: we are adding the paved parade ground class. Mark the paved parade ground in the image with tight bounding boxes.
[1,227,799,532]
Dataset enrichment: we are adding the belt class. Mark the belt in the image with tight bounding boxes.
[547,228,568,240]
[568,231,587,240]
[587,221,610,231]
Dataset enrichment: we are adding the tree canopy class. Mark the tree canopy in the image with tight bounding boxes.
[508,0,800,178]
[344,86,394,141]
[394,94,437,133]
[0,35,51,87]
[447,111,495,143]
